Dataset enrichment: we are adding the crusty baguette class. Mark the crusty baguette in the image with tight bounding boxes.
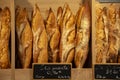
[15,7,33,68]
[60,4,75,63]
[74,3,90,68]
[0,7,11,69]
[95,6,109,63]
[46,8,60,62]
[107,4,119,63]
[32,5,48,63]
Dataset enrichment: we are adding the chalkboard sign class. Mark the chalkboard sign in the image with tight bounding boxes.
[98,0,120,3]
[33,63,71,80]
[94,64,120,79]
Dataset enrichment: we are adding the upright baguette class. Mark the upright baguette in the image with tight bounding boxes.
[15,7,33,68]
[74,3,90,68]
[46,8,60,62]
[32,5,48,63]
[95,7,109,63]
[0,7,10,69]
[107,4,119,63]
[60,4,75,63]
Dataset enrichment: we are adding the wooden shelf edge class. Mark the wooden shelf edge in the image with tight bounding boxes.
[15,69,92,80]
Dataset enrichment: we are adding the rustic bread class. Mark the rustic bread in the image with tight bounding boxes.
[0,7,11,69]
[32,5,48,63]
[46,8,60,62]
[74,3,90,67]
[16,7,33,68]
[59,4,75,63]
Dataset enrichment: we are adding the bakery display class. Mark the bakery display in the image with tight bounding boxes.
[15,7,33,68]
[0,7,11,69]
[46,8,60,62]
[74,3,91,68]
[32,5,48,63]
[15,2,92,68]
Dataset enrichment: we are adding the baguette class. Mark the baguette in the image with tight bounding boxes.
[74,3,90,68]
[15,7,33,68]
[0,7,11,69]
[46,8,60,62]
[60,4,75,63]
[32,5,48,63]
[95,7,108,63]
[107,4,119,63]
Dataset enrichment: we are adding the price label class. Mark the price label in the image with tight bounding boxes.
[94,64,120,79]
[33,63,72,80]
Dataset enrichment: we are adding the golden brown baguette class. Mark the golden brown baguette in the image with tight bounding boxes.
[32,5,48,63]
[60,4,75,63]
[74,3,90,68]
[95,7,109,63]
[15,7,33,68]
[0,7,11,69]
[46,8,60,62]
[107,4,119,63]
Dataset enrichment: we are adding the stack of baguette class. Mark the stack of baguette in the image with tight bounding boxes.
[95,4,120,63]
[15,2,91,68]
[0,7,11,69]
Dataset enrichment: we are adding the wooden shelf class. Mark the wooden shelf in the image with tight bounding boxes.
[0,69,11,80]
[15,69,92,80]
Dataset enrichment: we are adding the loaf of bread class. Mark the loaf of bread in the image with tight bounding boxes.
[59,4,75,63]
[32,5,48,63]
[74,3,90,68]
[15,7,33,68]
[107,4,119,63]
[95,6,109,63]
[0,7,11,69]
[46,8,60,62]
